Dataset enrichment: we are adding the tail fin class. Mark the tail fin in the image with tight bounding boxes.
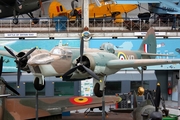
[138,27,157,54]
[48,1,67,18]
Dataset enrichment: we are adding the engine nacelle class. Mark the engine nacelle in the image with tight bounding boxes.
[16,49,49,73]
[74,52,119,76]
[16,51,30,72]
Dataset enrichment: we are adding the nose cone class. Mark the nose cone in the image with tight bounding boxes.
[28,53,53,65]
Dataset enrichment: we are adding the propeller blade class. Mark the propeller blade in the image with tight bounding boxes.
[1,77,20,96]
[133,90,137,108]
[20,47,36,60]
[4,46,17,59]
[0,57,3,76]
[154,83,161,112]
[80,37,84,63]
[0,56,20,96]
[82,65,99,80]
[17,62,21,88]
[62,66,79,78]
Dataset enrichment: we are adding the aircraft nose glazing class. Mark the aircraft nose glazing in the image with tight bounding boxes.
[28,53,53,65]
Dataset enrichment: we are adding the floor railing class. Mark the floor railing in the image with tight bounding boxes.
[0,17,179,33]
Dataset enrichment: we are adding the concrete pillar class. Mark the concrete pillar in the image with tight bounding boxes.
[82,0,89,28]
[45,81,54,96]
[121,81,130,93]
[74,81,81,96]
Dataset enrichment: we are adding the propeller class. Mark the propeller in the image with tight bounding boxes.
[62,35,100,81]
[4,46,36,88]
[133,90,137,108]
[0,57,20,96]
[154,83,161,112]
[149,83,162,120]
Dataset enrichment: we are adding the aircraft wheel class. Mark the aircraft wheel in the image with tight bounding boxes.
[32,18,39,24]
[33,77,45,91]
[93,83,103,97]
[142,66,147,70]
[13,18,18,24]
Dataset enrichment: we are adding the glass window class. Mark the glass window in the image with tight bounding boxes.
[25,82,45,96]
[5,82,17,96]
[54,82,74,96]
[130,81,149,92]
[105,81,121,95]
[52,48,62,55]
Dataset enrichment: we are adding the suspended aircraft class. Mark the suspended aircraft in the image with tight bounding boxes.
[0,0,48,24]
[114,0,180,14]
[1,27,180,98]
[48,0,138,23]
[0,56,120,120]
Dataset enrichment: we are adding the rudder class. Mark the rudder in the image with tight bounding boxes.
[48,1,67,18]
[138,27,157,55]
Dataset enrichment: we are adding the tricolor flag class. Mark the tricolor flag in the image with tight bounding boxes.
[144,44,148,53]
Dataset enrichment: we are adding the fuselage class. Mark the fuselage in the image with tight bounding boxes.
[148,3,178,14]
[27,46,144,79]
[0,0,40,18]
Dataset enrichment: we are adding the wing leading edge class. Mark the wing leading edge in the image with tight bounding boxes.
[106,59,180,69]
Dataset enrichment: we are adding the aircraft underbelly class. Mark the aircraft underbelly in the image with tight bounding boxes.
[38,64,59,76]
[0,6,14,18]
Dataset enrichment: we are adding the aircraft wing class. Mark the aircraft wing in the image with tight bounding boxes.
[114,0,160,4]
[0,51,17,58]
[114,0,180,13]
[0,94,11,97]
[5,96,120,119]
[106,59,180,69]
[114,0,177,4]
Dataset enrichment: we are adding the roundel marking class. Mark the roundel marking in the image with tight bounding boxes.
[69,96,93,105]
[118,52,127,60]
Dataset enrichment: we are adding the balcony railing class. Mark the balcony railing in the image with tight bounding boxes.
[0,17,179,33]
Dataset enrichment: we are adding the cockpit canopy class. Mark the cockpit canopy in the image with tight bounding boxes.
[99,43,115,53]
[51,46,72,56]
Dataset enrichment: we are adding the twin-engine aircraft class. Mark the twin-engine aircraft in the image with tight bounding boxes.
[0,0,48,24]
[114,0,180,14]
[1,27,180,97]
[0,57,120,120]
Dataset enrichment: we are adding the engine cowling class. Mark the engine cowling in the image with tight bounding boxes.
[15,49,49,73]
[73,52,119,76]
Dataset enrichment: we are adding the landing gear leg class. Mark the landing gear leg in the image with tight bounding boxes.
[93,77,107,120]
[93,78,105,97]
[13,10,19,24]
[27,12,39,24]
